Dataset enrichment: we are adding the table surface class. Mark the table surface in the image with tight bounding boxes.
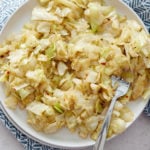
[0,114,150,150]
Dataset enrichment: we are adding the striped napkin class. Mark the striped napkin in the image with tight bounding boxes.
[0,0,150,150]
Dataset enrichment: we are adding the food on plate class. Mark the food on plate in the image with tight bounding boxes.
[0,0,150,140]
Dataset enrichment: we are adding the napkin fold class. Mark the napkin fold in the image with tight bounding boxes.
[0,0,150,150]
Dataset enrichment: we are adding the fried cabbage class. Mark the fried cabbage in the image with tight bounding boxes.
[0,0,150,140]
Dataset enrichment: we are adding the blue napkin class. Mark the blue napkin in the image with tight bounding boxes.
[0,0,150,150]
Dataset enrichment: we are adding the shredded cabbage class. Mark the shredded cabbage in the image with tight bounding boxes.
[0,0,150,140]
[45,43,56,60]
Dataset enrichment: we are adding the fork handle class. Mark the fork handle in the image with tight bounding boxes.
[93,95,118,150]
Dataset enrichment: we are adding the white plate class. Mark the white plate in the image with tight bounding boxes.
[0,0,149,149]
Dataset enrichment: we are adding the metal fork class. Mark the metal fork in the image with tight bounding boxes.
[93,76,130,150]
